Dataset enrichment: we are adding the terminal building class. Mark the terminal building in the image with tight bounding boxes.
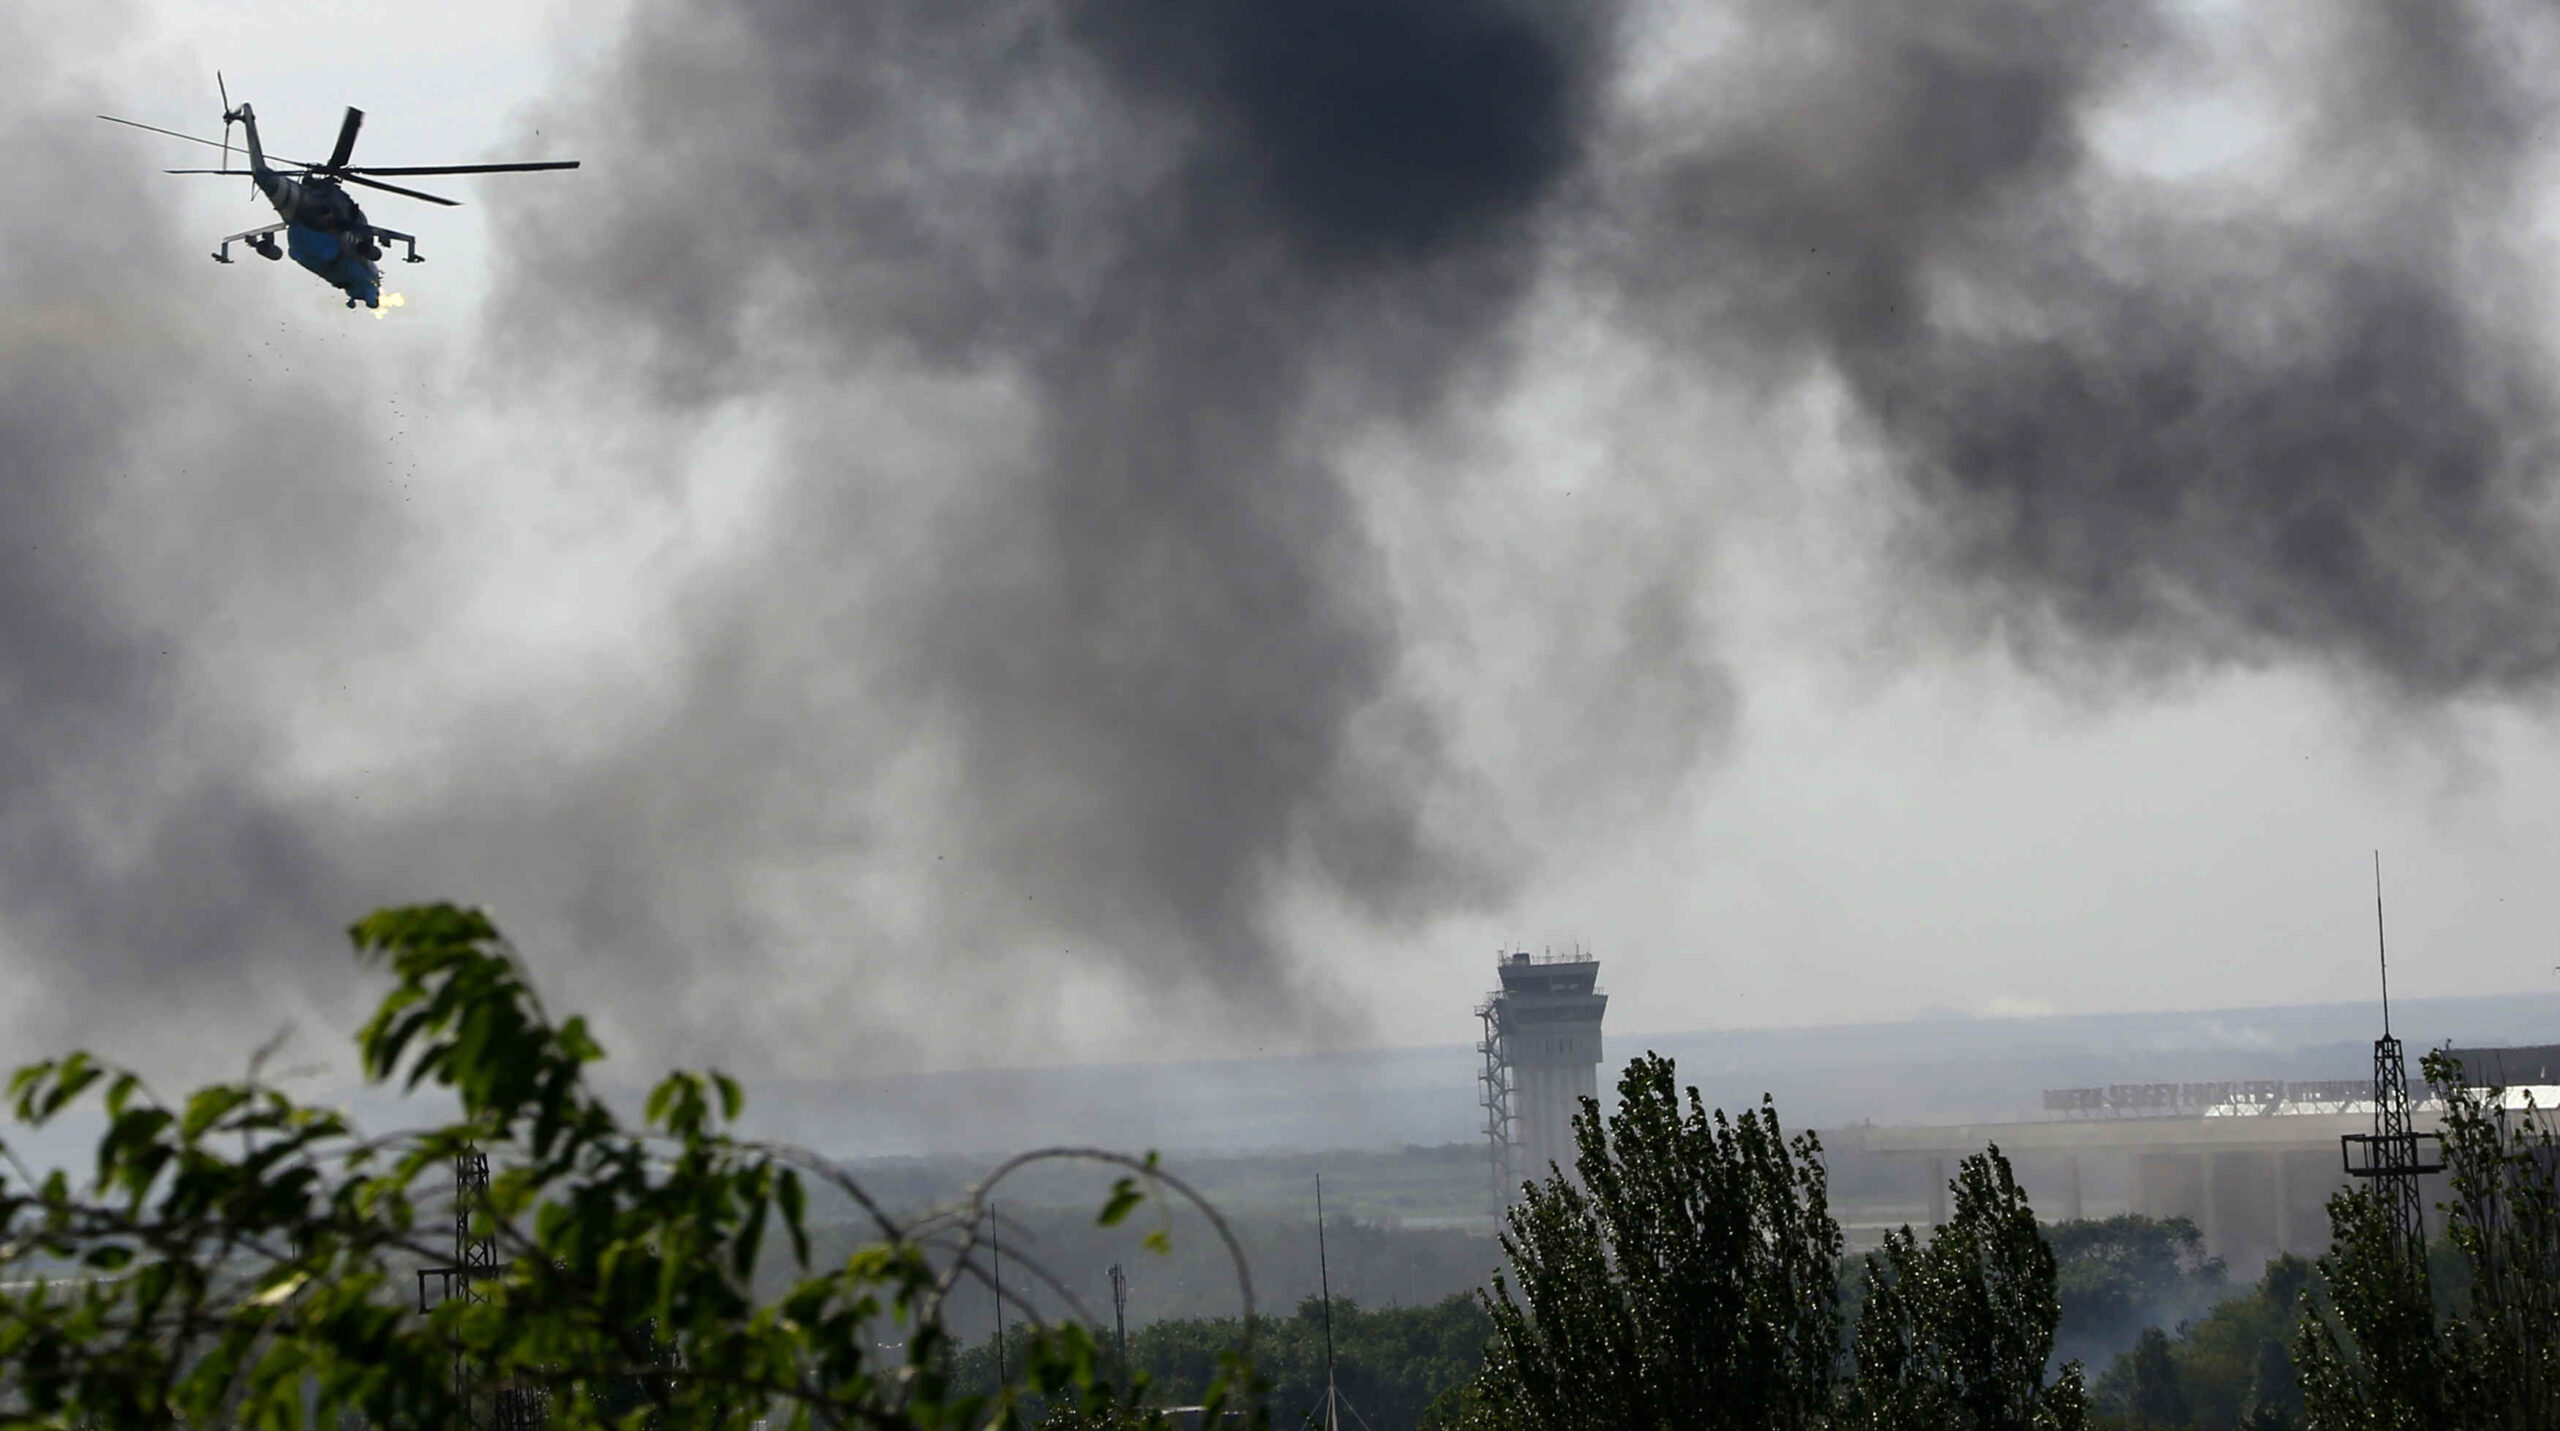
[1858,1044,2559,1277]
[1477,950,1607,1204]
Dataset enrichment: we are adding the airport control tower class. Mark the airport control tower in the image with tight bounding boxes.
[1478,950,1608,1204]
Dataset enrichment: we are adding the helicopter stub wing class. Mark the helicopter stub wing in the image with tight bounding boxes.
[359,223,426,263]
[209,222,286,264]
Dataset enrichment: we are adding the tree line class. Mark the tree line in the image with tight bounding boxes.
[1,904,2554,1430]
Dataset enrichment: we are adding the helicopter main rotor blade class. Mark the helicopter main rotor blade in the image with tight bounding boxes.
[342,160,580,175]
[99,114,311,167]
[337,171,461,206]
[163,168,260,176]
[324,107,363,171]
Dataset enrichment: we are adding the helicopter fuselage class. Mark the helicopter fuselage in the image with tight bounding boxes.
[258,174,382,308]
[239,108,381,308]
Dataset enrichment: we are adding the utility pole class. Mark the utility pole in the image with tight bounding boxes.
[1317,1176,1338,1431]
[1108,1263,1129,1391]
[990,1208,1007,1390]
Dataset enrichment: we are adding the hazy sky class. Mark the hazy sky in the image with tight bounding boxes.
[9,0,2560,1090]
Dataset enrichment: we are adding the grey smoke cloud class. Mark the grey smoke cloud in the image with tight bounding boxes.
[481,0,1640,1039]
[0,39,396,1042]
[475,0,2560,1057]
[1607,0,2560,693]
[9,0,2560,1089]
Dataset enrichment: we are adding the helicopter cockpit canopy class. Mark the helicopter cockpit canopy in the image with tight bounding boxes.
[297,179,366,233]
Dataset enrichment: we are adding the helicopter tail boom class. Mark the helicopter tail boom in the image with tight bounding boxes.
[232,101,273,187]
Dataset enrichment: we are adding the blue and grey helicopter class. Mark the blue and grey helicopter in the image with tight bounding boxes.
[100,78,577,309]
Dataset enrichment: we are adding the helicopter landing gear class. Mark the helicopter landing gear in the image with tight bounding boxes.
[254,238,282,261]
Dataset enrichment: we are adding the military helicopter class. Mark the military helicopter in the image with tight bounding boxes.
[99,77,577,310]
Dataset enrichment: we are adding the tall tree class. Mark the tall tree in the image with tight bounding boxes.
[1840,1147,2085,1431]
[2297,1049,2560,1431]
[1469,1053,1842,1431]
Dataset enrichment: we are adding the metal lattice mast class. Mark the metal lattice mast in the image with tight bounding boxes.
[418,1148,493,1413]
[417,1146,544,1431]
[2340,854,2442,1272]
[456,1146,496,1287]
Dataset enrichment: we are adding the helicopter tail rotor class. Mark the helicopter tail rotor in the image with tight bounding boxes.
[215,71,250,198]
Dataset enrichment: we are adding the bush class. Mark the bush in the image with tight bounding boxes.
[0,904,1260,1431]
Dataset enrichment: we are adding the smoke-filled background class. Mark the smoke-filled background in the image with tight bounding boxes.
[9,0,2560,1116]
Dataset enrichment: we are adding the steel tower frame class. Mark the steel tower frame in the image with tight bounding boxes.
[1476,997,1516,1211]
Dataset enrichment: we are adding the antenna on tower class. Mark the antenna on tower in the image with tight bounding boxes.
[2374,849,2392,1037]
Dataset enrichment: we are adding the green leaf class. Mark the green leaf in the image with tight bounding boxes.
[1098,1177,1145,1228]
[556,1014,604,1064]
[181,1085,252,1142]
[103,1072,143,1119]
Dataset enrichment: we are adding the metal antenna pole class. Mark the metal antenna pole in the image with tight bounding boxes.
[1317,1175,1338,1431]
[2374,850,2392,1037]
[1109,1263,1129,1392]
[991,1208,1007,1390]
